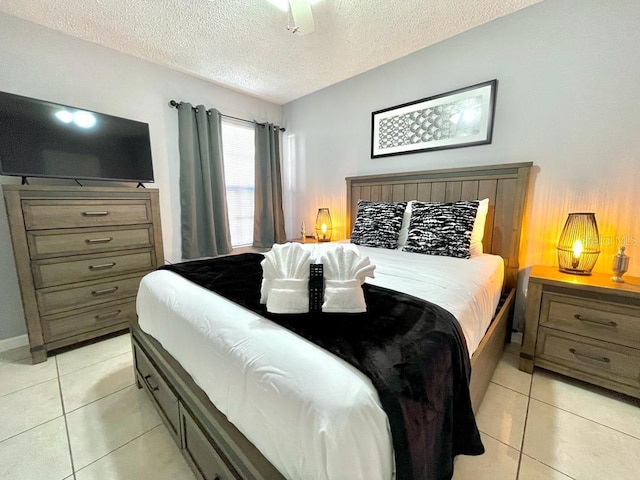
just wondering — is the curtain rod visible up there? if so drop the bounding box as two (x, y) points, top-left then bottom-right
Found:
(168, 100), (285, 132)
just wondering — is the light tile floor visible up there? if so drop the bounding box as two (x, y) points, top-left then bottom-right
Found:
(1, 333), (639, 480)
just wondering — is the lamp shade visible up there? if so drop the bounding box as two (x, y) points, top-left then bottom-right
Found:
(557, 212), (600, 275)
(315, 208), (333, 242)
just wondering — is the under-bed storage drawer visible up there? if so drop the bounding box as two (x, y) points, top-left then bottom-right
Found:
(180, 405), (240, 480)
(134, 343), (180, 440)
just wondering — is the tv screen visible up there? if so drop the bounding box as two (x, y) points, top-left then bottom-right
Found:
(0, 91), (154, 183)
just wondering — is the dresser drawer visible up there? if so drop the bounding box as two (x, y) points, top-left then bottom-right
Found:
(32, 248), (155, 289)
(180, 405), (240, 480)
(27, 225), (154, 259)
(42, 300), (135, 343)
(22, 199), (152, 230)
(37, 274), (143, 316)
(536, 328), (640, 389)
(541, 292), (640, 350)
(134, 343), (180, 441)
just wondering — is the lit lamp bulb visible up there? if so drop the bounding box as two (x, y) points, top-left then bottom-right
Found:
(315, 208), (332, 242)
(572, 239), (583, 269)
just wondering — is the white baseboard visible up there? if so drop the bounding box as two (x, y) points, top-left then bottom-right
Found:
(0, 334), (29, 353)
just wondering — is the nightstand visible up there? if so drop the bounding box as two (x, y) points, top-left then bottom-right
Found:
(520, 265), (640, 399)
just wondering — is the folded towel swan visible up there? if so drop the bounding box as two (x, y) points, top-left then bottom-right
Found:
(260, 243), (375, 314)
(261, 243), (313, 314)
(320, 246), (376, 313)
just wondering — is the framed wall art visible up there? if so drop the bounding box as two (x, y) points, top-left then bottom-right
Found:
(371, 79), (497, 158)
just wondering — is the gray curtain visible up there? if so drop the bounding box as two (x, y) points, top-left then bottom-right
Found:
(178, 103), (232, 259)
(253, 123), (286, 247)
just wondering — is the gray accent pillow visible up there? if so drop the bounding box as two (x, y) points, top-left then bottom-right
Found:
(403, 201), (479, 258)
(350, 200), (407, 249)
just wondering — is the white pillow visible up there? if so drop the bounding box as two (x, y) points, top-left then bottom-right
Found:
(469, 198), (489, 256)
(397, 198), (488, 256)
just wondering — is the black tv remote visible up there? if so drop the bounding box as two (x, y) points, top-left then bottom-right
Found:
(309, 264), (324, 313)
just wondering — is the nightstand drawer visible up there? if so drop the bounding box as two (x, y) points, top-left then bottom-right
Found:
(537, 328), (640, 389)
(27, 225), (154, 259)
(32, 248), (155, 288)
(541, 292), (640, 349)
(22, 199), (152, 230)
(42, 301), (135, 342)
(37, 274), (143, 316)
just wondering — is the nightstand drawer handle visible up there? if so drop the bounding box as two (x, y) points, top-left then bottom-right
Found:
(143, 374), (159, 392)
(569, 348), (611, 363)
(94, 310), (121, 321)
(91, 286), (118, 296)
(89, 262), (116, 271)
(85, 237), (113, 244)
(574, 314), (617, 327)
(82, 211), (109, 216)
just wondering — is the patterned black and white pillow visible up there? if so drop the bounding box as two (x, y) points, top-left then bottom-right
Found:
(351, 200), (407, 249)
(403, 201), (479, 258)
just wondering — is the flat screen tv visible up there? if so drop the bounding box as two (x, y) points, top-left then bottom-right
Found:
(0, 91), (154, 183)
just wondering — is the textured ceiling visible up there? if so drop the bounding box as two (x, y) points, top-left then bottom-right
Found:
(1, 0), (542, 104)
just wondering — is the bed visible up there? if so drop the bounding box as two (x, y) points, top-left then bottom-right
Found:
(131, 162), (532, 480)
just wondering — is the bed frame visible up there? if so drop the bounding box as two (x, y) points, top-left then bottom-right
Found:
(131, 162), (532, 480)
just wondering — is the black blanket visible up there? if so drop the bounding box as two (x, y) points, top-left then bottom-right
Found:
(160, 253), (484, 480)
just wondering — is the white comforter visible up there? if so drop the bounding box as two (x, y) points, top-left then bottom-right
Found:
(136, 246), (503, 480)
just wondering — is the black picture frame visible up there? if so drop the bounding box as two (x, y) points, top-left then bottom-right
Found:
(371, 79), (497, 159)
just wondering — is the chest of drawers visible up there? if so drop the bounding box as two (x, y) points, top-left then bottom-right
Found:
(3, 185), (164, 364)
(520, 265), (640, 398)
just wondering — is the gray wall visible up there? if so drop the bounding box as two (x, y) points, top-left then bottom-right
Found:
(0, 13), (281, 342)
(282, 0), (640, 326)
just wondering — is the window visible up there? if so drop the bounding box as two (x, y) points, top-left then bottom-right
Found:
(221, 119), (255, 247)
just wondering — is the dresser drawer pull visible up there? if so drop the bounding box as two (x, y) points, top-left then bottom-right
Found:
(574, 314), (617, 327)
(91, 286), (119, 296)
(88, 262), (116, 271)
(85, 237), (113, 244)
(143, 374), (160, 392)
(82, 211), (109, 216)
(94, 310), (122, 321)
(569, 348), (611, 363)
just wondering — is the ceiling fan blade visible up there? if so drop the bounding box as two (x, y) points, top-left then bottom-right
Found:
(289, 0), (315, 35)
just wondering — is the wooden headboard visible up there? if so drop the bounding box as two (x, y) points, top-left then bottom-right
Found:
(346, 162), (532, 289)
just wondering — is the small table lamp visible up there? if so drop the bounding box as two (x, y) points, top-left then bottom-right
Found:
(557, 212), (600, 275)
(315, 208), (333, 242)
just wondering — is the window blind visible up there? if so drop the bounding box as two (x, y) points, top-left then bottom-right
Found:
(221, 119), (255, 247)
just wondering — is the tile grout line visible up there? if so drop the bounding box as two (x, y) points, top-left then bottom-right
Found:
(72, 423), (165, 475)
(529, 395), (640, 442)
(489, 379), (530, 398)
(55, 356), (78, 480)
(63, 381), (136, 414)
(0, 373), (58, 399)
(513, 365), (534, 480)
(520, 454), (579, 480)
(476, 429), (520, 453)
(57, 348), (132, 378)
(0, 415), (65, 445)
